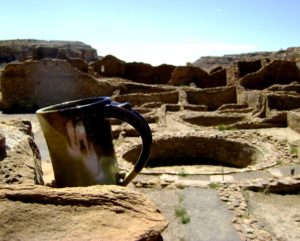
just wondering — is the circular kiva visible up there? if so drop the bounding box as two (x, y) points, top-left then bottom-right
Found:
(179, 112), (247, 126)
(122, 131), (289, 174)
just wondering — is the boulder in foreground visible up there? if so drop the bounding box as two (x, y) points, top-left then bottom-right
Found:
(0, 184), (167, 241)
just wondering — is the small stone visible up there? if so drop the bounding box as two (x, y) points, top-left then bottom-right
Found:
(235, 210), (244, 217)
(259, 179), (270, 186)
(239, 203), (247, 211)
(292, 214), (300, 222)
(244, 219), (254, 225)
(278, 179), (291, 186)
(232, 201), (240, 208)
(233, 223), (243, 232)
(246, 227), (255, 234)
(246, 233), (257, 240)
(220, 196), (228, 201)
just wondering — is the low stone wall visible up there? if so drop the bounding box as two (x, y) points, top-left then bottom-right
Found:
(266, 93), (300, 111)
(239, 60), (300, 90)
(186, 86), (236, 110)
(180, 112), (246, 126)
(288, 110), (300, 134)
(119, 82), (174, 95)
(236, 86), (263, 109)
(114, 91), (179, 106)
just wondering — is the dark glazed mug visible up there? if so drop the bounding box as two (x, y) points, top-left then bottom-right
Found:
(36, 96), (152, 187)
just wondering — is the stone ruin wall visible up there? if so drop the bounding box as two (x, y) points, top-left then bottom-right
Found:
(0, 59), (117, 112)
(0, 49), (300, 131)
(288, 110), (300, 134)
(1, 46), (300, 241)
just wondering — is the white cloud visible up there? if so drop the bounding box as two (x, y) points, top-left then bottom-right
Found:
(92, 41), (256, 66)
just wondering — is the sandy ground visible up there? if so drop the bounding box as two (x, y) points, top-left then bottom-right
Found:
(141, 187), (242, 241)
(246, 190), (300, 241)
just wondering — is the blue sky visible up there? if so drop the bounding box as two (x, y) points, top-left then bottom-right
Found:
(1, 0), (299, 65)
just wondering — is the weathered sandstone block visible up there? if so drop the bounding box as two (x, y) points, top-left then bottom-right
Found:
(288, 110), (300, 134)
(0, 120), (43, 185)
(0, 184), (167, 241)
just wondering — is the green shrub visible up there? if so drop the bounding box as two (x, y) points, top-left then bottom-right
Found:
(290, 145), (298, 155)
(175, 207), (191, 224)
(217, 124), (227, 131)
(179, 168), (188, 177)
(208, 182), (222, 189)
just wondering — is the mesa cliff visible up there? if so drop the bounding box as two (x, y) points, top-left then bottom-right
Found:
(192, 47), (300, 72)
(0, 39), (98, 63)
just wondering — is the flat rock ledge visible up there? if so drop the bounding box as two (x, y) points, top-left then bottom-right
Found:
(0, 184), (167, 241)
(0, 120), (43, 185)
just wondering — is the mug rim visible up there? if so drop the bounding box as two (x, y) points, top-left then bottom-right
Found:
(36, 96), (111, 114)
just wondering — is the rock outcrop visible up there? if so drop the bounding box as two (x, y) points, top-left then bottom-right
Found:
(0, 184), (167, 241)
(0, 120), (43, 185)
(0, 39), (98, 63)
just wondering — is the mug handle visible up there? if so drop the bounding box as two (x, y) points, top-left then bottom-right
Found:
(104, 101), (152, 186)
